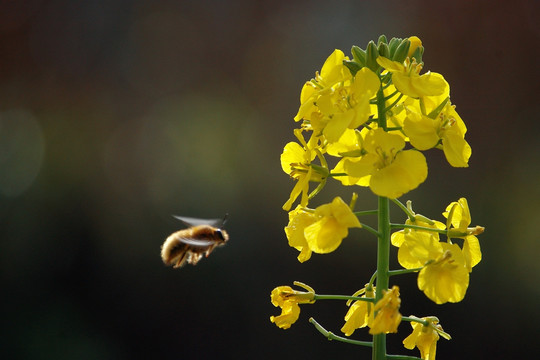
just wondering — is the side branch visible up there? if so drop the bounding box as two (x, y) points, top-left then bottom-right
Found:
(309, 318), (373, 347)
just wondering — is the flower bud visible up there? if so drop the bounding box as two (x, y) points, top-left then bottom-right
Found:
(378, 42), (390, 58)
(351, 45), (366, 66)
(377, 34), (388, 46)
(407, 36), (422, 57)
(392, 38), (411, 63)
(365, 40), (380, 72)
(388, 37), (402, 58)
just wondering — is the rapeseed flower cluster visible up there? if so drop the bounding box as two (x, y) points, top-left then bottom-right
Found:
(271, 35), (484, 360)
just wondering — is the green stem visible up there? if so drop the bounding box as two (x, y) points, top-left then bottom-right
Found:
(309, 318), (373, 347)
(386, 355), (422, 360)
(376, 88), (388, 131)
(388, 267), (423, 276)
(390, 198), (415, 221)
(390, 223), (447, 235)
(369, 270), (378, 286)
(372, 84), (391, 360)
(373, 196), (390, 360)
(314, 294), (375, 302)
(308, 178), (326, 200)
(355, 210), (379, 216)
(401, 316), (430, 326)
(360, 223), (380, 238)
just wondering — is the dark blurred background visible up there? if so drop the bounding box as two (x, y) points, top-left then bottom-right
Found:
(1, 0), (539, 359)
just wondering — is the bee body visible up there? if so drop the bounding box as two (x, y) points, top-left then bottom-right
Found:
(161, 216), (229, 268)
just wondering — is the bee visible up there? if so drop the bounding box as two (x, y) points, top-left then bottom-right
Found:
(161, 215), (229, 268)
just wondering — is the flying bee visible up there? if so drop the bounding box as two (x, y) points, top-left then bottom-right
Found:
(161, 215), (229, 269)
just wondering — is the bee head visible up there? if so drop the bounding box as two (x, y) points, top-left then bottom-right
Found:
(215, 228), (229, 243)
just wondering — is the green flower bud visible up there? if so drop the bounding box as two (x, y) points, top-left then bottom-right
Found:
(409, 45), (424, 63)
(365, 40), (380, 72)
(378, 42), (390, 58)
(343, 60), (362, 76)
(351, 45), (366, 66)
(393, 38), (411, 63)
(377, 34), (388, 46)
(388, 37), (402, 58)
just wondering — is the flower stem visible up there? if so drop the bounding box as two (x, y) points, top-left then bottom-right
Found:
(390, 223), (447, 235)
(314, 294), (375, 302)
(360, 223), (380, 238)
(386, 355), (422, 360)
(388, 267), (423, 276)
(373, 195), (390, 360)
(390, 198), (415, 221)
(309, 318), (373, 347)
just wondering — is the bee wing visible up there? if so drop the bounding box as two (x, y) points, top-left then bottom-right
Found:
(177, 237), (218, 247)
(172, 215), (224, 228)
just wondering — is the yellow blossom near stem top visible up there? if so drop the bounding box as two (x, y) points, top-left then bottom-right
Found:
(404, 98), (471, 168)
(407, 36), (423, 58)
(377, 56), (447, 99)
(319, 67), (380, 142)
(403, 317), (451, 360)
(369, 286), (402, 334)
(294, 49), (351, 123)
(343, 128), (428, 198)
(280, 130), (325, 211)
(294, 49), (380, 143)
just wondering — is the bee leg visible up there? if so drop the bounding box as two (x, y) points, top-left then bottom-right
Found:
(173, 252), (188, 268)
(204, 246), (216, 258)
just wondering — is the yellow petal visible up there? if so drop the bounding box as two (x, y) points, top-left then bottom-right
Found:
(442, 130), (471, 168)
(369, 150), (427, 199)
(418, 243), (469, 304)
(403, 111), (439, 150)
(463, 235), (482, 271)
(304, 217), (347, 253)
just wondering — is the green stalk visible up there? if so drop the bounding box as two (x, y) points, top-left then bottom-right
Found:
(372, 78), (391, 360)
(373, 196), (390, 360)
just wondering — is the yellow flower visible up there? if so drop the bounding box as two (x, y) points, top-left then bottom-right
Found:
(285, 197), (361, 261)
(343, 128), (428, 198)
(294, 49), (351, 122)
(403, 317), (451, 360)
(293, 49), (380, 143)
(304, 197), (362, 254)
(407, 36), (423, 58)
(327, 128), (370, 186)
(397, 231), (444, 270)
(269, 296), (300, 330)
(280, 131), (324, 211)
(341, 285), (375, 336)
(443, 198), (483, 271)
(284, 206), (317, 263)
(418, 243), (469, 304)
(391, 204), (446, 249)
(404, 101), (471, 167)
(377, 56), (447, 99)
(270, 282), (315, 329)
(320, 67), (380, 142)
(369, 286), (402, 334)
(443, 197), (471, 233)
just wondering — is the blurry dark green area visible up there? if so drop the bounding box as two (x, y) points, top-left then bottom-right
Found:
(0, 0), (539, 359)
